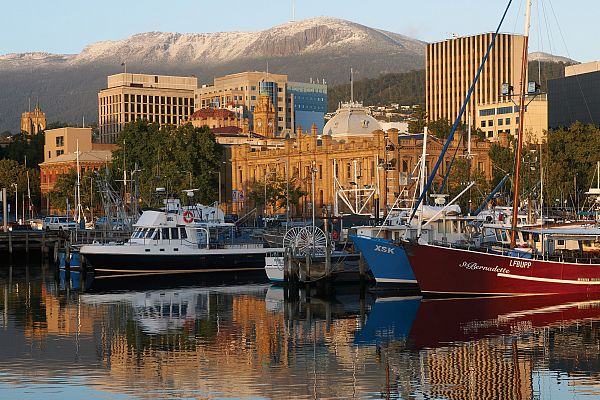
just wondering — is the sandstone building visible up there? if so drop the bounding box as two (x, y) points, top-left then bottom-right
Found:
(21, 103), (46, 135)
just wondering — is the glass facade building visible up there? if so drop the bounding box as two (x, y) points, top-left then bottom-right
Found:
(286, 82), (327, 134)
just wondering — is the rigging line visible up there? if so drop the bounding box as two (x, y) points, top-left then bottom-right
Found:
(439, 131), (465, 194)
(535, 0), (542, 84)
(512, 0), (524, 34)
(546, 0), (594, 124)
(409, 0), (515, 224)
(539, 0), (554, 58)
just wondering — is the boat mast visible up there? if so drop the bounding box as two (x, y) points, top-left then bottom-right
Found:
(510, 0), (532, 248)
(417, 127), (428, 237)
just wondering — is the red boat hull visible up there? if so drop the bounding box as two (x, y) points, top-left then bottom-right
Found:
(404, 242), (600, 295)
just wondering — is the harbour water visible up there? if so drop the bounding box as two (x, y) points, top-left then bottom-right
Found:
(0, 259), (599, 399)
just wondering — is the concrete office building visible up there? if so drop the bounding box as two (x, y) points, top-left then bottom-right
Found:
(548, 61), (600, 129)
(98, 73), (197, 143)
(476, 96), (548, 143)
(427, 33), (526, 127)
(195, 71), (326, 136)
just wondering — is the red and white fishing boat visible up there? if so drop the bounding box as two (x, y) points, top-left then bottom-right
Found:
(404, 0), (600, 295)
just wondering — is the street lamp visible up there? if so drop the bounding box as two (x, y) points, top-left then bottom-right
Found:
(11, 183), (17, 224)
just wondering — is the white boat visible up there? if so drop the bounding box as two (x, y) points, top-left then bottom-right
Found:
(265, 250), (286, 282)
(80, 203), (283, 276)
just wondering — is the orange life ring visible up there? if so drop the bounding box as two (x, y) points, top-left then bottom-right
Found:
(183, 211), (194, 223)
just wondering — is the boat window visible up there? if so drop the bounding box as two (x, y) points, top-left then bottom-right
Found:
(150, 229), (158, 240)
(495, 229), (502, 241)
(180, 228), (187, 239)
(161, 228), (170, 240)
(501, 230), (509, 241)
(532, 233), (540, 243)
(144, 229), (153, 239)
(171, 227), (179, 240)
(557, 239), (565, 246)
(522, 232), (530, 241)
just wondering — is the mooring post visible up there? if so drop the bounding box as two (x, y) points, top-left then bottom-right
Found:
(64, 245), (71, 283)
(53, 241), (59, 263)
(41, 232), (46, 255)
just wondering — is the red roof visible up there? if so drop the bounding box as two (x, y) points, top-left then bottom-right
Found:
(190, 108), (236, 120)
(211, 126), (244, 135)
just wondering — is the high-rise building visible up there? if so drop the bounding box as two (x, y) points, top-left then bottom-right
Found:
(21, 102), (46, 135)
(548, 61), (600, 129)
(98, 73), (197, 143)
(195, 71), (326, 135)
(287, 81), (327, 134)
(426, 33), (526, 127)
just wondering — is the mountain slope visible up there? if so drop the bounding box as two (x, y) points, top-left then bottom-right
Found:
(0, 17), (426, 132)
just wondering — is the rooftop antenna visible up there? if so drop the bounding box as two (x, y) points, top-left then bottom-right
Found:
(28, 97), (31, 112)
(292, 0), (295, 21)
(82, 116), (85, 128)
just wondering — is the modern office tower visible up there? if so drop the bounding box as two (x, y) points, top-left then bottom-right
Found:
(426, 33), (526, 127)
(98, 73), (197, 143)
(287, 81), (327, 134)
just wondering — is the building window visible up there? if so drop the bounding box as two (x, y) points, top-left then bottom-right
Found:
(347, 163), (351, 179)
(481, 121), (486, 127)
(479, 108), (495, 117)
(56, 150), (64, 157)
(488, 131), (493, 138)
(251, 96), (256, 100)
(488, 120), (494, 127)
(319, 165), (323, 179)
(55, 136), (64, 147)
(48, 151), (51, 159)
(505, 118), (511, 125)
(498, 119), (503, 126)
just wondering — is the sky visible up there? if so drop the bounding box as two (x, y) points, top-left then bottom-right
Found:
(1, 0), (597, 63)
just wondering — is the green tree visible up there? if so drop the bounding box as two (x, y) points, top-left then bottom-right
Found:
(408, 106), (427, 134)
(0, 159), (40, 217)
(246, 174), (307, 216)
(445, 158), (489, 212)
(2, 131), (45, 167)
(111, 120), (223, 207)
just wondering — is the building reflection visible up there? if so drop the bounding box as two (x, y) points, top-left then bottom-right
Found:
(1, 266), (599, 399)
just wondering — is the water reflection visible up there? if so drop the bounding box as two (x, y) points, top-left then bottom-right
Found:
(0, 260), (599, 399)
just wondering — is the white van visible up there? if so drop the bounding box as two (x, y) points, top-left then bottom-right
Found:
(42, 216), (77, 231)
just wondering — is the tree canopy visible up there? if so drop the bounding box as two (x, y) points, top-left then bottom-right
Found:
(111, 120), (223, 207)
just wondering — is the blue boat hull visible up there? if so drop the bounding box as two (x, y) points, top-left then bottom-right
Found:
(350, 235), (418, 288)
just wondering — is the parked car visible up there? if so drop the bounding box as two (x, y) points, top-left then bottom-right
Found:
(42, 216), (77, 231)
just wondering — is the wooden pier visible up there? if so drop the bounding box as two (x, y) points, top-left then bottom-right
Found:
(0, 229), (132, 256)
(0, 230), (63, 255)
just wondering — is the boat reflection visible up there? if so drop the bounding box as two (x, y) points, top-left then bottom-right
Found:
(409, 293), (600, 349)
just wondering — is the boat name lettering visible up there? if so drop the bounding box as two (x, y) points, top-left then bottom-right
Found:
(509, 259), (531, 269)
(374, 245), (395, 255)
(459, 261), (510, 274)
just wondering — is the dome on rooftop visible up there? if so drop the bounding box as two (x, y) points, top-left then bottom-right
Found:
(323, 102), (382, 139)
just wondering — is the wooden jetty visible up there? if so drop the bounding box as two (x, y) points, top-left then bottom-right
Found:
(0, 229), (132, 256)
(0, 230), (63, 255)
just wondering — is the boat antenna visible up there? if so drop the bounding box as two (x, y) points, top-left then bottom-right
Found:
(409, 0), (514, 224)
(510, 0), (532, 249)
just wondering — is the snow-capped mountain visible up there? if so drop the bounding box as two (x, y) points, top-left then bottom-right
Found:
(0, 17), (426, 132)
(529, 51), (577, 64)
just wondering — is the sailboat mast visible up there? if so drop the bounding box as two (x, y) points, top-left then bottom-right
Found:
(510, 0), (532, 248)
(417, 127), (428, 237)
